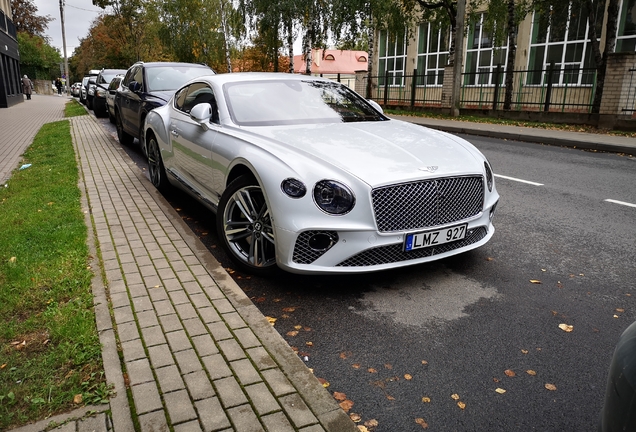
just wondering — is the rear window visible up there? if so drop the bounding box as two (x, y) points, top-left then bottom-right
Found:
(146, 66), (214, 92)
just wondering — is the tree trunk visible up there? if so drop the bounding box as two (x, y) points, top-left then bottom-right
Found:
(366, 12), (374, 98)
(304, 21), (312, 74)
(220, 0), (232, 73)
(287, 19), (294, 74)
(588, 0), (620, 114)
(503, 0), (516, 110)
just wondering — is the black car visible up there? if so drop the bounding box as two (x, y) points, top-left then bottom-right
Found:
(93, 68), (127, 118)
(114, 61), (214, 154)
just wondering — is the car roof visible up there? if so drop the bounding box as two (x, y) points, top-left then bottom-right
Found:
(100, 69), (127, 74)
(196, 72), (330, 85)
(134, 62), (213, 69)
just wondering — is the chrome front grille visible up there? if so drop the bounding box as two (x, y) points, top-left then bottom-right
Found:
(372, 176), (484, 232)
(336, 226), (488, 267)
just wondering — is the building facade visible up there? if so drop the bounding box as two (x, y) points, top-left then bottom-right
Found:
(371, 0), (636, 116)
(0, 0), (22, 108)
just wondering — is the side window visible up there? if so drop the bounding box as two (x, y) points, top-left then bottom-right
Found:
(182, 83), (219, 122)
(174, 86), (189, 111)
(133, 67), (144, 87)
(123, 67), (136, 86)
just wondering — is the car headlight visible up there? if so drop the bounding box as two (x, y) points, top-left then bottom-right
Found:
(484, 161), (493, 192)
(313, 180), (355, 215)
(96, 88), (106, 97)
(281, 178), (306, 198)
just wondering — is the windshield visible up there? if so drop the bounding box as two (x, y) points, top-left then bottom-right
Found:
(146, 66), (214, 92)
(99, 72), (122, 84)
(223, 80), (386, 126)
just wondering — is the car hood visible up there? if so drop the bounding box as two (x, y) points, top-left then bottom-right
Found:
(147, 91), (174, 104)
(243, 120), (483, 187)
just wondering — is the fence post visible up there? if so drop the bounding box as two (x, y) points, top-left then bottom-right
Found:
(411, 69), (417, 108)
(492, 64), (502, 110)
(337, 73), (341, 83)
(383, 71), (389, 106)
(544, 62), (555, 112)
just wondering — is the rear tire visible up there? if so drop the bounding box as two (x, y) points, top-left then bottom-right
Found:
(116, 111), (134, 146)
(216, 175), (277, 275)
(147, 133), (170, 192)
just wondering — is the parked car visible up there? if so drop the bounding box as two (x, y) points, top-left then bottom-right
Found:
(79, 76), (90, 104)
(71, 82), (81, 97)
(144, 73), (499, 275)
(92, 68), (127, 118)
(80, 70), (100, 105)
(106, 74), (124, 123)
(114, 61), (215, 153)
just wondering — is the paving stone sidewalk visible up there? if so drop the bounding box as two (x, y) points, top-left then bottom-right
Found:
(4, 100), (356, 432)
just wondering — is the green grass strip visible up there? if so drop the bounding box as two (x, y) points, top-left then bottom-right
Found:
(0, 120), (106, 429)
(65, 99), (88, 118)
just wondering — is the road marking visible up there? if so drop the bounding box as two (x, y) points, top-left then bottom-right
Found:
(494, 174), (544, 186)
(605, 199), (636, 208)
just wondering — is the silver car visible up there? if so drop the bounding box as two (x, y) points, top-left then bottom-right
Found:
(144, 73), (499, 275)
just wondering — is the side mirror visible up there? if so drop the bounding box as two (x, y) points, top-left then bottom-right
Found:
(89, 78), (96, 85)
(367, 99), (384, 114)
(190, 103), (212, 131)
(128, 81), (141, 92)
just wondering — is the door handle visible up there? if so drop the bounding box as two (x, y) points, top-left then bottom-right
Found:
(170, 129), (179, 137)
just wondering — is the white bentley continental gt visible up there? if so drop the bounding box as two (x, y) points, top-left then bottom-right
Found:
(144, 72), (499, 275)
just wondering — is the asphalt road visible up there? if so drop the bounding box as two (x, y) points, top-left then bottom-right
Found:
(95, 110), (636, 431)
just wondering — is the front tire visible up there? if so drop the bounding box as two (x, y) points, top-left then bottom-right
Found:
(147, 132), (169, 192)
(216, 175), (277, 275)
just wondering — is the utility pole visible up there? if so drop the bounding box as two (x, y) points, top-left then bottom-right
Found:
(59, 0), (70, 95)
(451, 0), (466, 117)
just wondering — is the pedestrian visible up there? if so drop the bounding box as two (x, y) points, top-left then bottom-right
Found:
(22, 75), (33, 100)
(55, 78), (62, 95)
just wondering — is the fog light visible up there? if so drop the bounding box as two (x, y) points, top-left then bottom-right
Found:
(490, 201), (498, 221)
(308, 233), (335, 251)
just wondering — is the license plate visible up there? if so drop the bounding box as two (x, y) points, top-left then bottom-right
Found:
(404, 224), (467, 251)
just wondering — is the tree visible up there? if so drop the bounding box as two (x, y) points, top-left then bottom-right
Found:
(17, 32), (61, 79)
(10, 0), (53, 38)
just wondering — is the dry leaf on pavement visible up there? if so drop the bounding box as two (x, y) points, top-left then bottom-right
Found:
(350, 413), (362, 422)
(415, 418), (429, 428)
(404, 374), (413, 380)
(73, 394), (83, 404)
(333, 392), (347, 401)
(318, 378), (330, 388)
(558, 323), (574, 332)
(368, 367), (377, 373)
(457, 401), (466, 409)
(527, 370), (537, 376)
(294, 325), (302, 330)
(352, 363), (361, 369)
(282, 307), (296, 312)
(339, 399), (354, 412)
(286, 331), (298, 337)
(265, 316), (277, 325)
(504, 369), (516, 377)
(422, 396), (431, 403)
(364, 419), (379, 428)
(530, 279), (542, 284)
(495, 388), (506, 394)
(545, 383), (557, 391)
(357, 427), (369, 432)
(451, 393), (460, 400)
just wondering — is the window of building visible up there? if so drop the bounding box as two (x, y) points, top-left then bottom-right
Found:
(416, 23), (451, 86)
(378, 30), (407, 86)
(464, 14), (508, 86)
(617, 0), (636, 52)
(527, 3), (602, 86)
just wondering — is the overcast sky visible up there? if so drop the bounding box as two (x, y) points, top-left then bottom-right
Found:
(32, 0), (104, 56)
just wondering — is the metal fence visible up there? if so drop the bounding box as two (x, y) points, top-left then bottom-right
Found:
(366, 63), (598, 113)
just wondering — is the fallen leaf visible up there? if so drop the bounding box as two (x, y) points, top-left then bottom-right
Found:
(421, 360), (428, 365)
(530, 280), (542, 284)
(281, 314), (290, 319)
(306, 341), (313, 346)
(386, 395), (395, 401)
(486, 257), (494, 261)
(364, 419), (379, 428)
(545, 383), (557, 391)
(415, 418), (429, 428)
(521, 349), (529, 354)
(422, 396), (431, 403)
(495, 388), (506, 394)
(294, 325), (302, 330)
(318, 378), (330, 388)
(352, 363), (361, 369)
(404, 374), (413, 380)
(73, 394), (83, 404)
(265, 316), (277, 325)
(357, 427), (369, 432)
(273, 298), (281, 302)
(451, 393), (460, 400)
(0, 364), (6, 369)
(9, 257), (16, 263)
(340, 399), (354, 412)
(493, 377), (500, 383)
(304, 327), (312, 332)
(541, 269), (546, 272)
(368, 368), (377, 373)
(558, 323), (574, 332)
(333, 392), (347, 401)
(384, 363), (393, 369)
(340, 351), (352, 359)
(255, 297), (266, 303)
(616, 308), (625, 313)
(282, 307), (296, 313)
(614, 315), (620, 318)
(291, 346), (299, 352)
(286, 331), (298, 337)
(504, 369), (516, 377)
(527, 370), (537, 376)
(457, 401), (466, 409)
(350, 413), (362, 422)
(551, 310), (558, 316)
